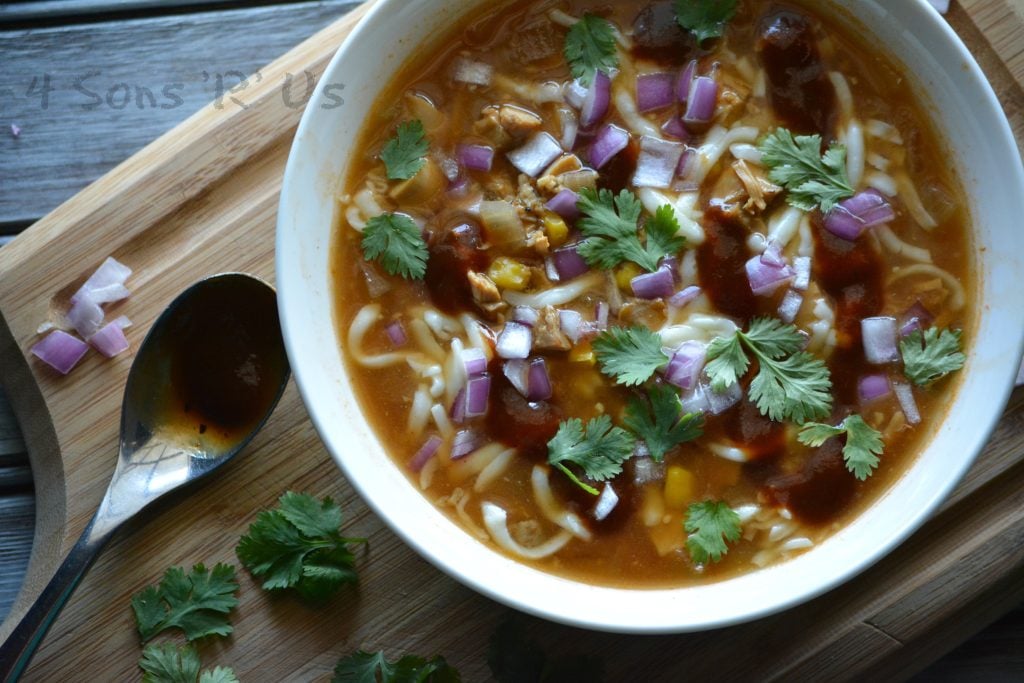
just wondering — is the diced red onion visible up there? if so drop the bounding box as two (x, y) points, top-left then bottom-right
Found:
(66, 295), (105, 339)
(551, 244), (590, 281)
(676, 148), (698, 184)
(894, 382), (921, 425)
(386, 320), (407, 347)
(594, 301), (609, 330)
(74, 256), (132, 305)
(665, 341), (706, 390)
(588, 123), (629, 169)
(859, 374), (892, 403)
(760, 240), (786, 267)
(705, 379), (742, 415)
(527, 357), (553, 401)
(450, 387), (467, 424)
(683, 76), (718, 126)
(632, 136), (685, 189)
(631, 266), (675, 299)
(507, 132), (563, 178)
(447, 175), (471, 198)
(452, 57), (493, 86)
(862, 316), (900, 364)
(793, 256), (811, 292)
(496, 322), (532, 359)
(559, 310), (584, 343)
(440, 156), (460, 182)
(545, 189), (581, 222)
(512, 306), (539, 327)
(636, 72), (676, 113)
(824, 189), (896, 241)
(745, 255), (794, 296)
(409, 435), (443, 472)
(465, 374), (491, 417)
(899, 300), (934, 337)
(111, 315), (132, 329)
(89, 321), (129, 358)
(659, 255), (680, 282)
(557, 107), (578, 150)
(457, 144), (494, 172)
(777, 290), (803, 323)
(565, 78), (588, 109)
(633, 457), (666, 485)
(661, 117), (690, 141)
(668, 285), (702, 308)
(593, 484), (619, 521)
(676, 60), (697, 103)
(461, 347), (488, 376)
(579, 71), (612, 128)
(30, 330), (89, 375)
(680, 384), (711, 415)
(503, 359), (530, 397)
(451, 429), (484, 460)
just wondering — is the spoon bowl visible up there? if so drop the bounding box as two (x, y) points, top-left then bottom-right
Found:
(0, 273), (290, 681)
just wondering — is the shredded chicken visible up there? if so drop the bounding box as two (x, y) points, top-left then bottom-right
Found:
(732, 159), (782, 213)
(499, 104), (543, 137)
(533, 306), (571, 351)
(474, 105), (513, 148)
(468, 271), (506, 317)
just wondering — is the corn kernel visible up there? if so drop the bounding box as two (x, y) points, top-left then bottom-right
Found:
(487, 257), (531, 291)
(664, 466), (696, 509)
(569, 341), (595, 365)
(615, 262), (643, 292)
(543, 214), (569, 247)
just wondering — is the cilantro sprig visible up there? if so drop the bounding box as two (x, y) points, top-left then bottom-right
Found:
(798, 414), (884, 480)
(577, 189), (686, 272)
(332, 650), (460, 683)
(139, 643), (238, 683)
(380, 120), (428, 181)
(685, 500), (742, 564)
(900, 327), (966, 386)
(361, 213), (429, 280)
(760, 128), (855, 213)
(674, 0), (738, 43)
(705, 317), (832, 423)
(592, 325), (669, 386)
(547, 415), (635, 495)
(131, 563), (239, 642)
(564, 14), (618, 87)
(236, 491), (367, 601)
(623, 384), (704, 461)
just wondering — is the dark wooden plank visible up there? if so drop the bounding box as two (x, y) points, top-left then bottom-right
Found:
(0, 0), (359, 224)
(0, 494), (35, 623)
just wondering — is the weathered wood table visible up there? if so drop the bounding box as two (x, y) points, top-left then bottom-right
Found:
(1, 0), (1022, 680)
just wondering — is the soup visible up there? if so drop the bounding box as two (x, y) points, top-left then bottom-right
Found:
(332, 0), (971, 587)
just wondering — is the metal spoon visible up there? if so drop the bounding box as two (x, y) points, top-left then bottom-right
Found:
(0, 273), (290, 681)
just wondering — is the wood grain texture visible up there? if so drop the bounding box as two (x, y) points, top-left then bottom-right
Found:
(0, 1), (1021, 681)
(0, 0), (359, 225)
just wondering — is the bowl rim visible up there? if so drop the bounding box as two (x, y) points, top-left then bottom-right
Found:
(277, 0), (1024, 633)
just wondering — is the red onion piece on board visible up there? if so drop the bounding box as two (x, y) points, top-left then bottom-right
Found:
(89, 321), (130, 358)
(683, 76), (718, 126)
(496, 322), (532, 359)
(859, 374), (892, 403)
(457, 143), (494, 172)
(637, 72), (676, 112)
(66, 295), (105, 339)
(632, 136), (685, 189)
(862, 317), (900, 364)
(664, 341), (706, 390)
(73, 256), (132, 305)
(551, 244), (590, 281)
(545, 189), (581, 222)
(580, 71), (612, 128)
(507, 132), (562, 177)
(745, 255), (794, 296)
(824, 189), (895, 241)
(409, 435), (443, 472)
(31, 330), (89, 375)
(589, 124), (630, 169)
(631, 266), (676, 299)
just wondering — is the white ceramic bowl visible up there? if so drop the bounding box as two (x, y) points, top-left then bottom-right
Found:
(277, 0), (1024, 632)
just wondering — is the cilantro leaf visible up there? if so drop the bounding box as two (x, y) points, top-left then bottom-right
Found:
(592, 326), (669, 386)
(900, 327), (966, 386)
(547, 416), (635, 495)
(332, 650), (460, 683)
(131, 563), (238, 642)
(361, 213), (429, 280)
(139, 643), (238, 683)
(236, 492), (366, 602)
(684, 500), (742, 564)
(623, 384), (704, 461)
(760, 128), (855, 212)
(564, 14), (618, 87)
(380, 120), (428, 181)
(488, 618), (605, 683)
(674, 0), (738, 43)
(576, 189), (684, 272)
(704, 317), (832, 423)
(799, 414), (884, 480)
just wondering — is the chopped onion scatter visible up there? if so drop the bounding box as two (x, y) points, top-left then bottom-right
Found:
(745, 255), (794, 296)
(632, 136), (685, 189)
(451, 430), (484, 460)
(527, 357), (553, 401)
(452, 57), (493, 86)
(665, 341), (706, 390)
(67, 296), (105, 339)
(559, 309), (584, 343)
(824, 189), (895, 241)
(777, 289), (803, 323)
(705, 380), (742, 415)
(593, 484), (620, 521)
(676, 60), (697, 103)
(760, 241), (786, 267)
(862, 317), (899, 364)
(594, 300), (609, 330)
(386, 321), (408, 347)
(580, 71), (611, 128)
(636, 72), (676, 112)
(558, 106), (578, 150)
(465, 374), (491, 417)
(669, 285), (702, 308)
(496, 321), (532, 359)
(684, 76), (718, 126)
(31, 330), (89, 375)
(631, 266), (675, 299)
(661, 117), (689, 141)
(461, 347), (488, 376)
(551, 244), (590, 281)
(859, 374), (892, 403)
(899, 300), (934, 338)
(507, 132), (563, 177)
(680, 384), (711, 415)
(457, 143), (494, 172)
(894, 382), (921, 425)
(503, 359), (530, 397)
(450, 387), (467, 424)
(546, 189), (581, 222)
(74, 256), (132, 304)
(409, 435), (443, 472)
(589, 124), (630, 169)
(792, 257), (812, 291)
(512, 306), (539, 327)
(89, 321), (130, 358)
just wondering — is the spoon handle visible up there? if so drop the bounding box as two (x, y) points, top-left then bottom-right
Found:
(0, 516), (114, 682)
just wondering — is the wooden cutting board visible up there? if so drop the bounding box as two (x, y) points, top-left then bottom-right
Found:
(1, 1), (1022, 680)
